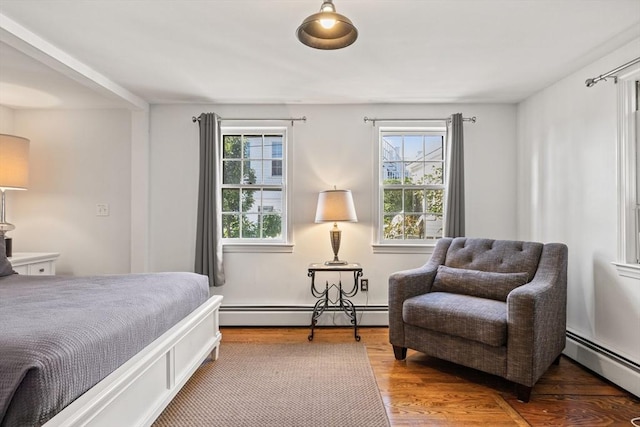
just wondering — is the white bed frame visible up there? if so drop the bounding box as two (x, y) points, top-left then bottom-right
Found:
(43, 295), (223, 427)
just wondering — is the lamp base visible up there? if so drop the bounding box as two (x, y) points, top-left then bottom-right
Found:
(4, 237), (12, 258)
(324, 259), (348, 266)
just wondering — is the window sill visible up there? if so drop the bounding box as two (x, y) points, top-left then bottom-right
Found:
(223, 243), (294, 253)
(371, 244), (436, 254)
(612, 262), (640, 280)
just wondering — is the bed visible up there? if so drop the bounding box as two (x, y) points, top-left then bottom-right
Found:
(0, 271), (222, 427)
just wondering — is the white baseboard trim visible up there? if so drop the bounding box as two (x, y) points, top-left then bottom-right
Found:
(219, 305), (389, 327)
(564, 332), (640, 398)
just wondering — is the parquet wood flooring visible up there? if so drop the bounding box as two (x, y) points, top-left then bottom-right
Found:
(220, 327), (640, 426)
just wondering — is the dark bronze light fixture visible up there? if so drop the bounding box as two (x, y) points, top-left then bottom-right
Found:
(296, 0), (358, 50)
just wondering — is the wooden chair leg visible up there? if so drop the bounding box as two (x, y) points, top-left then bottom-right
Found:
(516, 384), (532, 402)
(393, 345), (407, 360)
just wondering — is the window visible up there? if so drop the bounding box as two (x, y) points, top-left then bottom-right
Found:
(221, 129), (286, 242)
(614, 69), (640, 278)
(634, 80), (640, 262)
(378, 129), (446, 244)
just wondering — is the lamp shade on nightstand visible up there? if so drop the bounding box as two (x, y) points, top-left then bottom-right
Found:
(0, 134), (30, 257)
(0, 134), (30, 191)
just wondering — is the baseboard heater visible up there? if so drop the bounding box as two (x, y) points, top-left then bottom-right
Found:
(219, 304), (389, 327)
(219, 304), (389, 312)
(565, 330), (640, 397)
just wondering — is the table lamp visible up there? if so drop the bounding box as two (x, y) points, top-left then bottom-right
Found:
(0, 134), (30, 257)
(315, 188), (357, 265)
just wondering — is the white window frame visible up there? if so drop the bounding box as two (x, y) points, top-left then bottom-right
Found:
(372, 126), (447, 254)
(614, 67), (640, 278)
(220, 126), (293, 253)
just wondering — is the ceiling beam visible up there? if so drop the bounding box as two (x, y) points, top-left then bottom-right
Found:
(0, 12), (148, 111)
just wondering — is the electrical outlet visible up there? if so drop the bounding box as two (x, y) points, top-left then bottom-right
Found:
(360, 278), (369, 292)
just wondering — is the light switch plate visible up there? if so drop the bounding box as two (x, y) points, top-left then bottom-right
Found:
(96, 204), (110, 216)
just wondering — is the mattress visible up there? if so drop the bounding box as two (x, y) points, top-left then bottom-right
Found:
(0, 272), (210, 427)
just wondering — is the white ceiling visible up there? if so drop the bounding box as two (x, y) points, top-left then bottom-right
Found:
(0, 0), (639, 109)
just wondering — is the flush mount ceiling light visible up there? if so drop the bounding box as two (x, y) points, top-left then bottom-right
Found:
(297, 0), (358, 50)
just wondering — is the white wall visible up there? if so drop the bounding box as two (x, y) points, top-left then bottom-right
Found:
(517, 38), (640, 393)
(11, 109), (132, 275)
(0, 105), (15, 132)
(149, 103), (518, 321)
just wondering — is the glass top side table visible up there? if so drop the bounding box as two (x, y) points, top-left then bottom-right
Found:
(307, 263), (363, 341)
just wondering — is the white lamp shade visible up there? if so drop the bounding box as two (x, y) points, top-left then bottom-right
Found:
(0, 134), (30, 190)
(315, 189), (358, 223)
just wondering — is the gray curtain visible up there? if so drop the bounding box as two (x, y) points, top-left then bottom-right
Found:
(444, 113), (465, 237)
(195, 113), (225, 286)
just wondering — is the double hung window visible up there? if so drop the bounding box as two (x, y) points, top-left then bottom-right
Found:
(379, 129), (447, 244)
(221, 129), (287, 242)
(615, 75), (640, 276)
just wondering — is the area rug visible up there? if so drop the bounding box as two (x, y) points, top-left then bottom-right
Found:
(153, 342), (390, 427)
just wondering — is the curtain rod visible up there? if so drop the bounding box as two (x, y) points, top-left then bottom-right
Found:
(363, 116), (476, 126)
(192, 116), (307, 126)
(585, 57), (640, 87)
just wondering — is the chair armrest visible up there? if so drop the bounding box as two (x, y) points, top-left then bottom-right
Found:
(506, 243), (568, 386)
(389, 266), (438, 302)
(388, 239), (452, 346)
(388, 265), (438, 346)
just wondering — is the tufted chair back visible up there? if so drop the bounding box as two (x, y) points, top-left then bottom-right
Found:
(443, 237), (543, 282)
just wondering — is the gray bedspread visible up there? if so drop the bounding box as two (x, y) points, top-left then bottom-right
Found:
(0, 272), (210, 427)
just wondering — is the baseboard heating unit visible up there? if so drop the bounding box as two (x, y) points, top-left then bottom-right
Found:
(564, 330), (639, 397)
(219, 304), (389, 327)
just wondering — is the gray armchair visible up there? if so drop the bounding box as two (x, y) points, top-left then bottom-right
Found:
(388, 237), (568, 402)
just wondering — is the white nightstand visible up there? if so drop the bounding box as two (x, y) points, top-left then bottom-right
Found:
(9, 252), (60, 275)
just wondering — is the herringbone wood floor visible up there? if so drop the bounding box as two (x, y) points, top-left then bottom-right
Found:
(221, 327), (640, 426)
